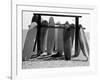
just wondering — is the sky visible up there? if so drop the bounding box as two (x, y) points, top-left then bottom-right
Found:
(23, 11), (90, 32)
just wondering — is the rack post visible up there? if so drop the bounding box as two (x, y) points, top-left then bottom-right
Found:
(37, 14), (41, 55)
(33, 13), (82, 60)
(75, 17), (80, 57)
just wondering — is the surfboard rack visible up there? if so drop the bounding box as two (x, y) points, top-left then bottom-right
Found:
(41, 25), (86, 30)
(33, 13), (82, 60)
(34, 13), (82, 17)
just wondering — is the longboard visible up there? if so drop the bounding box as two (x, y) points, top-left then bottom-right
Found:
(47, 17), (55, 55)
(78, 26), (89, 59)
(56, 24), (64, 54)
(40, 20), (48, 53)
(63, 22), (72, 60)
(22, 22), (37, 61)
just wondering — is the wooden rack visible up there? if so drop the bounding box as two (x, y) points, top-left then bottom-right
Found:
(33, 13), (82, 60)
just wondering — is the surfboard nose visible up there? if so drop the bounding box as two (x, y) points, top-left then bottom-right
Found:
(64, 21), (70, 29)
(49, 17), (55, 26)
(41, 20), (48, 26)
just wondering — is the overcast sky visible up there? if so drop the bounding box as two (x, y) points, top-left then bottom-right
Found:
(23, 11), (90, 32)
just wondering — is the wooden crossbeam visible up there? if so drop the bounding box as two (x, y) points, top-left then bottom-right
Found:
(34, 13), (82, 17)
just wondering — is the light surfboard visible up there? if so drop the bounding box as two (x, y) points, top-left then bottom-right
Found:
(47, 17), (55, 55)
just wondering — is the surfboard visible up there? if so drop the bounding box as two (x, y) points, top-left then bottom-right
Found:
(22, 22), (37, 61)
(47, 17), (55, 55)
(78, 25), (89, 59)
(56, 23), (64, 55)
(63, 22), (72, 60)
(40, 20), (48, 54)
(50, 22), (64, 57)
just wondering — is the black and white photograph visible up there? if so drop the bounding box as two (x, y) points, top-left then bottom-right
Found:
(22, 10), (90, 69)
(10, 1), (98, 80)
(1, 0), (100, 80)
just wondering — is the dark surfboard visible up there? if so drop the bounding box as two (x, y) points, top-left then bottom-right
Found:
(47, 17), (55, 55)
(63, 22), (72, 60)
(22, 14), (39, 61)
(22, 23), (37, 61)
